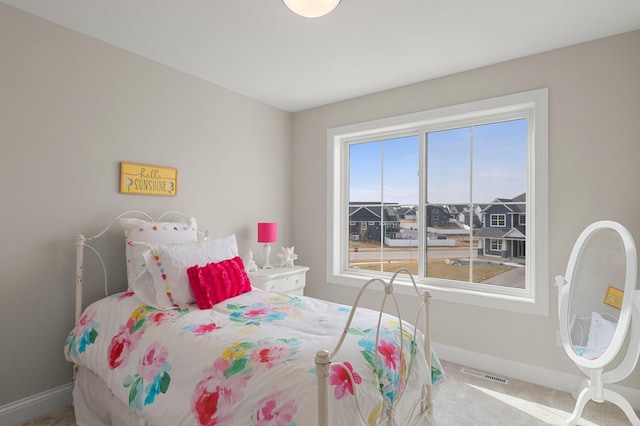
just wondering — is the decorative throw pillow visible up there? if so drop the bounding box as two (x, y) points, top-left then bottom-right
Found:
(119, 217), (198, 287)
(586, 312), (618, 356)
(187, 256), (252, 309)
(138, 235), (239, 309)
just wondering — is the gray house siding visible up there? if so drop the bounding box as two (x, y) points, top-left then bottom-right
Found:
(349, 204), (400, 243)
(476, 194), (526, 260)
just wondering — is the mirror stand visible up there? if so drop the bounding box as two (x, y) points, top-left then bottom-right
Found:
(567, 366), (640, 425)
(556, 221), (640, 426)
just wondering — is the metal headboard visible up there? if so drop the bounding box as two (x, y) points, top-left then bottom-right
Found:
(74, 211), (206, 323)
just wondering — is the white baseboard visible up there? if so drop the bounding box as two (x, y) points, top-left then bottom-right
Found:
(432, 341), (640, 410)
(0, 382), (73, 426)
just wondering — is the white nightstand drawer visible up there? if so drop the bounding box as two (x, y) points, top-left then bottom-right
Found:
(264, 275), (305, 293)
(247, 266), (309, 296)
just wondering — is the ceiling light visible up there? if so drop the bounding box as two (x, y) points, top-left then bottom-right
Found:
(283, 0), (341, 18)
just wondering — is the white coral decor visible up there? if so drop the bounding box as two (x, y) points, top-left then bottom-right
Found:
(277, 246), (298, 268)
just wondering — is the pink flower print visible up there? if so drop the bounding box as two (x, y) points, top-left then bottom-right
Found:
(213, 357), (232, 372)
(254, 390), (298, 425)
(378, 339), (399, 370)
(329, 362), (362, 399)
(193, 323), (220, 336)
(250, 342), (288, 369)
(139, 342), (169, 381)
(109, 327), (133, 370)
(246, 308), (268, 317)
(67, 308), (99, 358)
(73, 309), (96, 336)
(108, 324), (143, 370)
(192, 384), (223, 426)
(147, 311), (179, 325)
(192, 365), (250, 425)
(116, 292), (135, 301)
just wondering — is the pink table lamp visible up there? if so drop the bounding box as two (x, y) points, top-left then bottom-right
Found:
(258, 222), (277, 269)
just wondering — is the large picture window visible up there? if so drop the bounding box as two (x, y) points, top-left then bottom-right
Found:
(327, 89), (549, 315)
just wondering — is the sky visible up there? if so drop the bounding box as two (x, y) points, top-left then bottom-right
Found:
(349, 118), (527, 205)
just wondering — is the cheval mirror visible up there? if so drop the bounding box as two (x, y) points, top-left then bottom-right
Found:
(556, 220), (640, 425)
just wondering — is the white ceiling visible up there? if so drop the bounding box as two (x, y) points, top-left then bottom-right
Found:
(3, 0), (640, 112)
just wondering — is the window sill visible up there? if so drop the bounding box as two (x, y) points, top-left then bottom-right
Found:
(328, 270), (549, 316)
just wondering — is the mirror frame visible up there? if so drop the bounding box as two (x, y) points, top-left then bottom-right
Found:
(559, 220), (637, 369)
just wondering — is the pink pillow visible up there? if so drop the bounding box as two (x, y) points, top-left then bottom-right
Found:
(187, 256), (251, 309)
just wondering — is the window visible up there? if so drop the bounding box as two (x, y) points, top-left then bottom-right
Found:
(327, 89), (549, 315)
(519, 214), (526, 225)
(491, 214), (506, 227)
(490, 239), (504, 251)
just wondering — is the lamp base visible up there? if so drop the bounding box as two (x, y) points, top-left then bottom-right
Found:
(263, 243), (274, 269)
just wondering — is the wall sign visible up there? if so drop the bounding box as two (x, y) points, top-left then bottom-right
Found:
(120, 162), (177, 196)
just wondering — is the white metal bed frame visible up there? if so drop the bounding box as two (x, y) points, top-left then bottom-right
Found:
(73, 212), (433, 425)
(315, 269), (433, 426)
(74, 211), (203, 324)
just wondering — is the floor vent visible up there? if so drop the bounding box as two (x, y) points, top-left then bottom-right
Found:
(461, 368), (508, 384)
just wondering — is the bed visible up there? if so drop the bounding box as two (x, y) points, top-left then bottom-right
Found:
(65, 212), (443, 425)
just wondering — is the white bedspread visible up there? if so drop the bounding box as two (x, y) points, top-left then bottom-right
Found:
(65, 289), (442, 425)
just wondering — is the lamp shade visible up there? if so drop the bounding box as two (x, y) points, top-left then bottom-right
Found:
(283, 0), (341, 18)
(257, 222), (277, 243)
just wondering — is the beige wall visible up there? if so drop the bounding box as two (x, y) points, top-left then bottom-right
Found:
(292, 30), (640, 381)
(0, 4), (292, 406)
(3, 0), (640, 412)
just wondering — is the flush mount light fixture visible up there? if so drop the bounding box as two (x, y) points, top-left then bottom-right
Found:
(283, 0), (341, 18)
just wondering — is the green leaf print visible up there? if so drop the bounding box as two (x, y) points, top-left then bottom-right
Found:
(160, 372), (171, 394)
(225, 357), (249, 377)
(89, 328), (98, 343)
(361, 350), (377, 370)
(130, 318), (146, 333)
(128, 377), (143, 406)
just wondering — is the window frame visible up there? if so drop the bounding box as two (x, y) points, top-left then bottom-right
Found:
(327, 89), (549, 316)
(491, 214), (507, 227)
(519, 214), (526, 225)
(490, 239), (505, 251)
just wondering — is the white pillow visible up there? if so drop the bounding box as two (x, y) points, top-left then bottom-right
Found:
(586, 312), (618, 356)
(134, 235), (239, 309)
(119, 217), (198, 287)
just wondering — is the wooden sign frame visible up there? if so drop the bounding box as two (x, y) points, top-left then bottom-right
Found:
(120, 162), (178, 196)
(604, 285), (623, 310)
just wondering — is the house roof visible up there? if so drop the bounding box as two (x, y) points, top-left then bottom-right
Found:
(2, 1), (639, 112)
(396, 207), (416, 216)
(349, 205), (399, 222)
(482, 193), (526, 213)
(475, 227), (525, 240)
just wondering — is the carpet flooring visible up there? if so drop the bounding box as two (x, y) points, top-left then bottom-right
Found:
(18, 360), (638, 425)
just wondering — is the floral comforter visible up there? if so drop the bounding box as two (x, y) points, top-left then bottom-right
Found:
(65, 289), (443, 425)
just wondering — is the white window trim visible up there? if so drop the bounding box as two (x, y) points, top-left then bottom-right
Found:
(327, 88), (549, 316)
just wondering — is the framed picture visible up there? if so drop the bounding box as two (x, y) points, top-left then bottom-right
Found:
(120, 162), (177, 196)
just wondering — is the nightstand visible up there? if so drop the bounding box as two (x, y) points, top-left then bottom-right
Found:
(247, 265), (309, 296)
